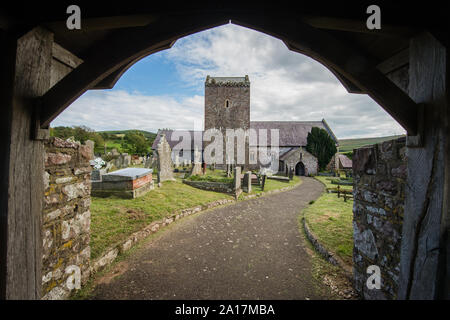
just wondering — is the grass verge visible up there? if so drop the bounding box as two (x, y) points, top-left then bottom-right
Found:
(302, 182), (353, 266)
(90, 180), (234, 260)
(315, 175), (353, 191)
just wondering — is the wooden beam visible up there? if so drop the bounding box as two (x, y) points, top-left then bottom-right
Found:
(230, 14), (420, 135)
(93, 41), (174, 90)
(39, 15), (229, 128)
(377, 48), (409, 74)
(300, 15), (417, 38)
(398, 32), (448, 300)
(45, 14), (157, 32)
(0, 30), (16, 301)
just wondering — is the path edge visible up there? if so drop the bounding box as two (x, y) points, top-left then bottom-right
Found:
(302, 216), (353, 281)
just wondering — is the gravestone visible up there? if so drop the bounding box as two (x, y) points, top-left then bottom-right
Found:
(226, 164), (232, 178)
(244, 171), (252, 193)
(91, 167), (154, 198)
(202, 162), (206, 175)
(157, 134), (175, 183)
(233, 166), (242, 197)
(288, 167), (294, 180)
(190, 146), (202, 176)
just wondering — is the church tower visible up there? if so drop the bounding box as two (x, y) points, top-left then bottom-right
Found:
(204, 75), (250, 167)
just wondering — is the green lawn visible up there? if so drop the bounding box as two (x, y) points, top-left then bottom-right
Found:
(338, 135), (405, 153)
(315, 175), (353, 191)
(90, 180), (234, 259)
(302, 192), (354, 265)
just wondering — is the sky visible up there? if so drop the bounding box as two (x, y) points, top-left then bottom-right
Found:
(52, 23), (405, 139)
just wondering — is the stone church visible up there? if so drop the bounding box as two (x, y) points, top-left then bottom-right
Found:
(152, 75), (338, 176)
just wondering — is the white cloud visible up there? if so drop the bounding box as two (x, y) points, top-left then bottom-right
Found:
(52, 90), (204, 132)
(54, 23), (405, 139)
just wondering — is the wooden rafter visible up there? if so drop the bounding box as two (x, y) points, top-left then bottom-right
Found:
(230, 14), (420, 135)
(39, 14), (229, 128)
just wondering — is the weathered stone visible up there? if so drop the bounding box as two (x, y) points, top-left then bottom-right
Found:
(156, 134), (175, 182)
(46, 152), (72, 166)
(353, 137), (405, 300)
(55, 176), (73, 184)
(62, 182), (89, 200)
(353, 223), (378, 260)
(43, 171), (50, 190)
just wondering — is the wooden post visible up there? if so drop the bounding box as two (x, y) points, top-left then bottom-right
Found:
(0, 27), (53, 299)
(398, 33), (449, 300)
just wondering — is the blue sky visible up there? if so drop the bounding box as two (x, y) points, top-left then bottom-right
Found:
(52, 23), (405, 139)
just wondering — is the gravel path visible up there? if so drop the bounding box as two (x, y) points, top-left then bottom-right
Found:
(91, 177), (334, 300)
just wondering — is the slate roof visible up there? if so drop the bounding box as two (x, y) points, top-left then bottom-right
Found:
(249, 120), (338, 147)
(338, 154), (353, 169)
(152, 119), (338, 150)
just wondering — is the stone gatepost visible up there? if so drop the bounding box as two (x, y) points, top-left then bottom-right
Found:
(244, 171), (252, 193)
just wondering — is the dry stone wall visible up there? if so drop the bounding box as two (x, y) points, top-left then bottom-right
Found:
(352, 137), (406, 299)
(42, 137), (93, 300)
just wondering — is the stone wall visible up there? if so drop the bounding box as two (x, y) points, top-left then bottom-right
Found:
(182, 180), (234, 194)
(352, 137), (406, 299)
(42, 137), (93, 299)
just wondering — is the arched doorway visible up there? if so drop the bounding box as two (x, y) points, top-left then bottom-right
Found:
(295, 162), (305, 176)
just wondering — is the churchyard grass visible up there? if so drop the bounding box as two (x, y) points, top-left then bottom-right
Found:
(302, 192), (353, 265)
(90, 180), (234, 259)
(241, 175), (302, 197)
(315, 175), (353, 191)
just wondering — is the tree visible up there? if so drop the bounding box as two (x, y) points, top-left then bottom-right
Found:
(124, 132), (148, 155)
(306, 127), (337, 171)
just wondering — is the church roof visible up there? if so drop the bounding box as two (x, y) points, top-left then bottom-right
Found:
(250, 120), (338, 147)
(338, 154), (353, 169)
(152, 119), (338, 150)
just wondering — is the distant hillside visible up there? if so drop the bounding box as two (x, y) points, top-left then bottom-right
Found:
(338, 135), (405, 153)
(98, 129), (157, 141)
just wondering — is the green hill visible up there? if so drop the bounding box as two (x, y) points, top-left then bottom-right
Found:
(98, 129), (157, 141)
(338, 135), (405, 153)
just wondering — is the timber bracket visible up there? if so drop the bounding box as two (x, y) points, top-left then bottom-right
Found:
(32, 98), (50, 141)
(406, 103), (425, 148)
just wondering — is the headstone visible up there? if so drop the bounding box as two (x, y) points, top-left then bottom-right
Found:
(202, 162), (206, 175)
(91, 169), (101, 181)
(157, 134), (175, 182)
(111, 148), (120, 157)
(190, 146), (202, 176)
(261, 174), (267, 191)
(233, 166), (241, 191)
(244, 171), (252, 193)
(226, 164), (232, 178)
(288, 167), (294, 180)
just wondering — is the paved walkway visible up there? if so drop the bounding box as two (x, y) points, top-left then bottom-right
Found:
(91, 177), (334, 300)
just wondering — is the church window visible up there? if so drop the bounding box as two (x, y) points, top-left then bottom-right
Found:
(225, 99), (230, 108)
